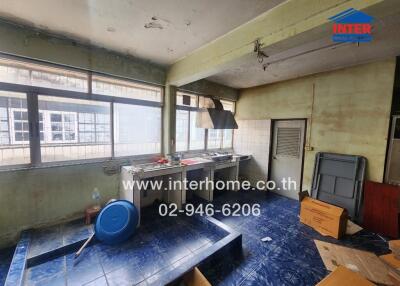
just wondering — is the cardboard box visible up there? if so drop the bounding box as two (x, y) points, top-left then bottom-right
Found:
(380, 254), (400, 285)
(299, 196), (347, 239)
(316, 266), (375, 286)
(381, 254), (400, 271)
(389, 241), (400, 259)
(183, 267), (211, 286)
(315, 240), (392, 285)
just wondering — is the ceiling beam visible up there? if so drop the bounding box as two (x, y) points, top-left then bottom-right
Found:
(166, 0), (384, 86)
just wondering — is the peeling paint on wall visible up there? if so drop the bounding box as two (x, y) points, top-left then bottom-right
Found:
(235, 60), (396, 191)
(144, 22), (163, 29)
(0, 163), (119, 248)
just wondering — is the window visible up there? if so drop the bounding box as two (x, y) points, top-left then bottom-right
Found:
(0, 57), (88, 92)
(11, 109), (29, 143)
(0, 56), (163, 168)
(9, 109), (44, 143)
(113, 104), (161, 156)
(208, 129), (223, 149)
(95, 114), (110, 143)
(77, 112), (111, 144)
(175, 92), (235, 152)
(221, 100), (235, 112)
(78, 113), (96, 143)
(92, 75), (162, 102)
(0, 91), (30, 166)
(48, 112), (77, 143)
(222, 129), (233, 149)
(39, 96), (111, 162)
(220, 99), (235, 149)
(175, 110), (205, 152)
(177, 93), (197, 107)
(204, 100), (235, 149)
(175, 92), (207, 152)
(176, 110), (189, 152)
(0, 107), (9, 144)
(189, 111), (205, 150)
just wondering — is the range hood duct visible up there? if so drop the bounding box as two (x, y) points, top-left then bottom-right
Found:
(196, 98), (238, 129)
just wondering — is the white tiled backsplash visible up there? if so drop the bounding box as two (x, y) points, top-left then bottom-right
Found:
(234, 119), (271, 187)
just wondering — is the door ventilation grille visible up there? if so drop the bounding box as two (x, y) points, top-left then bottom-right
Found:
(276, 127), (301, 157)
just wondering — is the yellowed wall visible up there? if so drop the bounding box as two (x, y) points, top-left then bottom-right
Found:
(0, 163), (119, 248)
(236, 59), (396, 190)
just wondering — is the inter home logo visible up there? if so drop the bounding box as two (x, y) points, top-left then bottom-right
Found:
(329, 8), (373, 43)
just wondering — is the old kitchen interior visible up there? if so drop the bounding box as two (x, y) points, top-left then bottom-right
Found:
(0, 1), (400, 286)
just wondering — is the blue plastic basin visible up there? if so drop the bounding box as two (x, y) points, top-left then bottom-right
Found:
(95, 200), (138, 245)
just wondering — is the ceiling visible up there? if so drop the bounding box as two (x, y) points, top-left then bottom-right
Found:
(207, 6), (400, 89)
(0, 0), (284, 66)
(0, 0), (399, 89)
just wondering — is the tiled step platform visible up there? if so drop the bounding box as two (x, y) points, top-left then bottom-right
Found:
(0, 247), (15, 286)
(4, 205), (242, 286)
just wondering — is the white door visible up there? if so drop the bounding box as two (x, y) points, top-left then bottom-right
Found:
(270, 120), (305, 200)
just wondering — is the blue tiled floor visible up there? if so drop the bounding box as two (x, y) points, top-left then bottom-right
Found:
(28, 220), (94, 259)
(22, 206), (229, 286)
(0, 246), (15, 286)
(197, 190), (390, 286)
(3, 190), (390, 286)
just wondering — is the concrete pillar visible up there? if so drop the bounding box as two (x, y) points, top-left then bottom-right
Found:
(163, 84), (177, 155)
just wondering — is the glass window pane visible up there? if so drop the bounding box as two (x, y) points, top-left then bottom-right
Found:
(189, 111), (205, 150)
(176, 92), (197, 107)
(175, 110), (189, 152)
(0, 57), (88, 92)
(52, 133), (63, 141)
(0, 91), (30, 166)
(222, 129), (233, 149)
(114, 103), (161, 156)
(64, 114), (75, 122)
(14, 122), (22, 130)
(39, 95), (111, 162)
(92, 75), (162, 102)
(51, 114), (62, 122)
(0, 121), (8, 130)
(207, 129), (222, 149)
(0, 132), (9, 144)
(220, 99), (235, 113)
(199, 96), (214, 108)
(65, 132), (75, 141)
(51, 123), (62, 132)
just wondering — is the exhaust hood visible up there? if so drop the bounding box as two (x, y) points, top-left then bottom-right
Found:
(196, 98), (238, 129)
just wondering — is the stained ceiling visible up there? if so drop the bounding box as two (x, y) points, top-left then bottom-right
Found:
(0, 0), (285, 66)
(0, 0), (399, 89)
(206, 5), (400, 88)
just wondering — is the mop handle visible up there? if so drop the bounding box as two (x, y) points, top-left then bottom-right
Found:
(74, 233), (95, 259)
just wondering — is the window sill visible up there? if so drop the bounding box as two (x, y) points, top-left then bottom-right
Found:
(0, 154), (161, 173)
(177, 148), (234, 157)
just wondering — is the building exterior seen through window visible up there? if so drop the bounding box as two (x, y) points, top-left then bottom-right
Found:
(175, 91), (235, 152)
(0, 57), (162, 167)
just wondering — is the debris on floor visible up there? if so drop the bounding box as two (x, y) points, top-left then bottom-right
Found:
(380, 253), (400, 270)
(316, 265), (374, 286)
(346, 220), (363, 236)
(380, 241), (400, 285)
(389, 240), (400, 259)
(183, 267), (211, 286)
(314, 239), (392, 285)
(261, 236), (272, 242)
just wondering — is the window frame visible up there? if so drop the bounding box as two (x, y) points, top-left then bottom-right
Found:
(46, 111), (78, 144)
(10, 108), (30, 144)
(0, 54), (163, 171)
(0, 106), (10, 145)
(175, 91), (235, 153)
